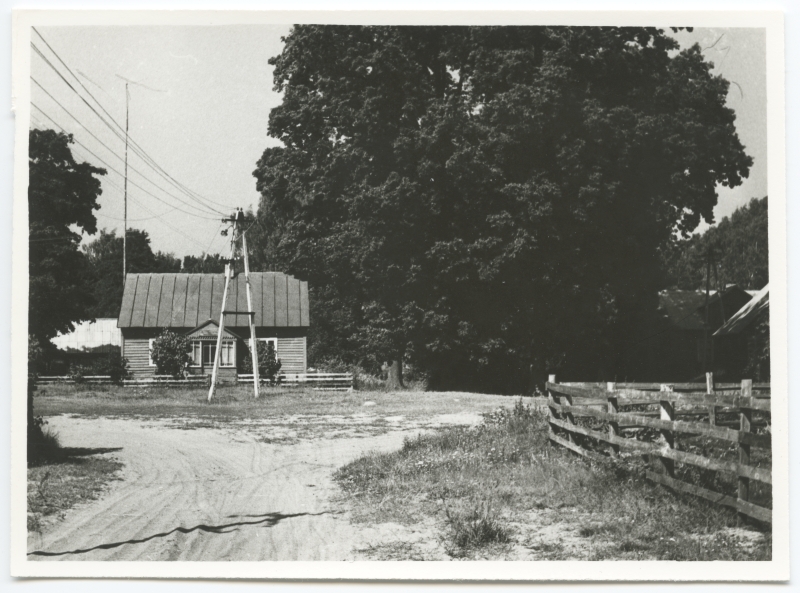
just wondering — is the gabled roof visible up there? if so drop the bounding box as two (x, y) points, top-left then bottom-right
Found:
(714, 284), (769, 337)
(118, 272), (310, 329)
(186, 319), (242, 340)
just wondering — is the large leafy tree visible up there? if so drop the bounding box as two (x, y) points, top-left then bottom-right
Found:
(664, 196), (768, 291)
(252, 26), (752, 391)
(29, 129), (105, 342)
(83, 228), (181, 317)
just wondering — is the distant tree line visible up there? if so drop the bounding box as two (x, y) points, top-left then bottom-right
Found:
(663, 197), (768, 292)
(82, 231), (227, 318)
(28, 128), (230, 329)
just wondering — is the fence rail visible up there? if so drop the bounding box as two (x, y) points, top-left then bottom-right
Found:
(238, 372), (354, 391)
(37, 372), (354, 391)
(37, 374), (209, 386)
(547, 374), (771, 524)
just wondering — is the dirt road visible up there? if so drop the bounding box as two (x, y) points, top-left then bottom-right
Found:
(28, 410), (484, 561)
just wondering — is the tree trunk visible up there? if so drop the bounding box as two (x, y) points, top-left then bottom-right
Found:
(386, 359), (405, 390)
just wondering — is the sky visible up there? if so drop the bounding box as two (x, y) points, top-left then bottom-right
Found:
(29, 25), (767, 259)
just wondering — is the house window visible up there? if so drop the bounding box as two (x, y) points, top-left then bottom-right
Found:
(221, 340), (235, 367)
(190, 342), (202, 367)
(259, 337), (278, 354)
(198, 340), (235, 368)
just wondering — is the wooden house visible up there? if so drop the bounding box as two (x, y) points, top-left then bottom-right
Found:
(117, 272), (309, 380)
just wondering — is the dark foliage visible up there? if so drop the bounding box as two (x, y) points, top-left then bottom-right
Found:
(181, 253), (227, 274)
(83, 228), (181, 318)
(28, 129), (105, 342)
(150, 330), (192, 378)
(664, 197), (768, 291)
(240, 340), (283, 383)
(252, 26), (751, 392)
(68, 352), (131, 385)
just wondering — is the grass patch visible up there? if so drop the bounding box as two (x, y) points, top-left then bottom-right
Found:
(335, 400), (771, 560)
(27, 425), (123, 534)
(34, 383), (524, 425)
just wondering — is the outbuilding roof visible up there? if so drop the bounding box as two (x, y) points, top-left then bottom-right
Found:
(658, 285), (753, 331)
(714, 284), (769, 337)
(118, 272), (309, 329)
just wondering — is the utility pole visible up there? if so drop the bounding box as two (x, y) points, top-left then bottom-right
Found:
(123, 82), (129, 279)
(207, 209), (260, 401)
(241, 220), (260, 398)
(208, 212), (238, 402)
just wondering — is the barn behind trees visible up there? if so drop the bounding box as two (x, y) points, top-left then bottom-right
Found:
(118, 272), (309, 380)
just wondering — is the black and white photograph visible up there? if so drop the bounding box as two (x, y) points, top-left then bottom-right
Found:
(9, 9), (788, 581)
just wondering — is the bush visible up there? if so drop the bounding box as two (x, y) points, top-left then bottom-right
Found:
(150, 330), (192, 378)
(94, 352), (130, 384)
(241, 340), (282, 383)
(68, 363), (87, 384)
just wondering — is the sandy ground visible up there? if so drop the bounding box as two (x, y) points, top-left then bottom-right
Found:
(28, 410), (484, 561)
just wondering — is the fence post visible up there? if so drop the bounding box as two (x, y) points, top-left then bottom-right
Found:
(738, 379), (753, 524)
(547, 374), (559, 439)
(559, 377), (576, 445)
(659, 384), (675, 478)
(707, 372), (716, 426)
(607, 382), (619, 459)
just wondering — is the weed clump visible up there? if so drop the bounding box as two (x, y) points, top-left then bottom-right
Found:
(444, 502), (510, 553)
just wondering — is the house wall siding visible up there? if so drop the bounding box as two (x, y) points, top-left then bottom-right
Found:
(277, 336), (307, 376)
(122, 326), (307, 377)
(122, 331), (159, 377)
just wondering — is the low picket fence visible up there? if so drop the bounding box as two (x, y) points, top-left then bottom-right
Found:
(547, 375), (771, 524)
(37, 374), (208, 386)
(238, 372), (353, 391)
(37, 375), (114, 384)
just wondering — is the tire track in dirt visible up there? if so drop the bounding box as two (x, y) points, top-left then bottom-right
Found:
(28, 412), (481, 561)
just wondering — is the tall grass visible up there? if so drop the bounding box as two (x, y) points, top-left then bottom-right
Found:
(335, 399), (771, 560)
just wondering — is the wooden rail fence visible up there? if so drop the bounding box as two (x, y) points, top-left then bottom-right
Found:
(547, 374), (771, 524)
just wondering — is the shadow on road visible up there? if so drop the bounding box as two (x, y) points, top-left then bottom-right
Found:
(28, 511), (328, 558)
(59, 447), (123, 457)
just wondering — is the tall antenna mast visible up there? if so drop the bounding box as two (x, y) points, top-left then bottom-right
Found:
(123, 82), (129, 279)
(115, 74), (164, 280)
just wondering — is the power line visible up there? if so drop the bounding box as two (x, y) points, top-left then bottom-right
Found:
(30, 103), (220, 221)
(31, 83), (222, 218)
(29, 133), (215, 252)
(31, 28), (231, 215)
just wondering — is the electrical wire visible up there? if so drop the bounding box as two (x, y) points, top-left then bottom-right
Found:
(31, 28), (231, 214)
(31, 36), (225, 214)
(30, 83), (222, 218)
(30, 104), (220, 222)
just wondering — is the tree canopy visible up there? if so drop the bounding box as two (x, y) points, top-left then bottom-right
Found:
(664, 196), (768, 291)
(83, 228), (181, 318)
(252, 26), (752, 390)
(29, 129), (105, 341)
(181, 253), (227, 274)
